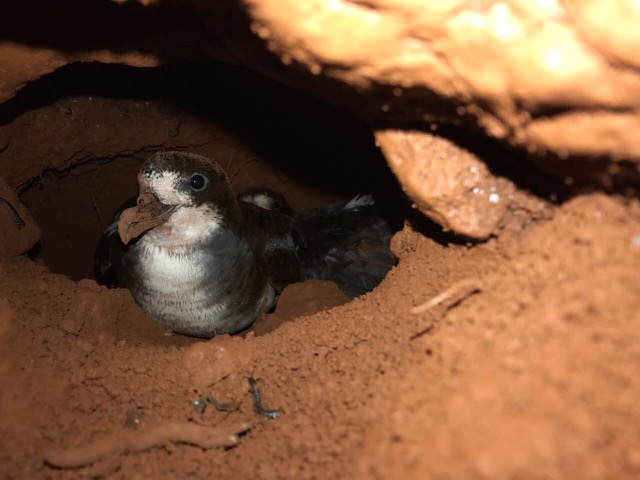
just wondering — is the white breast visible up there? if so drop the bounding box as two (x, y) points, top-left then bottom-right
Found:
(135, 240), (226, 326)
(129, 205), (228, 332)
(124, 205), (274, 336)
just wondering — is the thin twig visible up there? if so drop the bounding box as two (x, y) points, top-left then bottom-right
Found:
(92, 196), (107, 229)
(411, 278), (484, 314)
(90, 165), (107, 229)
(44, 421), (253, 469)
(193, 395), (239, 414)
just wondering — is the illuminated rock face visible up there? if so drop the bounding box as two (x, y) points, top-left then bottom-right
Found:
(0, 5), (639, 479)
(244, 0), (640, 160)
(1, 0), (638, 239)
(376, 129), (554, 239)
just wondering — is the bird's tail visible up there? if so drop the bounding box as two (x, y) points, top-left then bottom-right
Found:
(295, 195), (398, 298)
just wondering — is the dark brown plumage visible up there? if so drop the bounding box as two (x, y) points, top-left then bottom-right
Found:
(96, 151), (397, 337)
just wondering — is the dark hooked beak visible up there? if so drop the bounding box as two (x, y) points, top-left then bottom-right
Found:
(118, 192), (176, 245)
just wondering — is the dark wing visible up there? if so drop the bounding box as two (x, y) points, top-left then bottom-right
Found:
(236, 202), (301, 292)
(293, 195), (398, 298)
(94, 196), (137, 286)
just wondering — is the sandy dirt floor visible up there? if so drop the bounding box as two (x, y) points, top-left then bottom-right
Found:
(1, 62), (639, 480)
(1, 190), (639, 479)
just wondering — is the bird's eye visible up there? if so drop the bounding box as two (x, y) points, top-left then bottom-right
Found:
(189, 174), (206, 191)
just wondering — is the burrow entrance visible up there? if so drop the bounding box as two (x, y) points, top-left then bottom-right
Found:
(3, 54), (639, 480)
(7, 61), (406, 283)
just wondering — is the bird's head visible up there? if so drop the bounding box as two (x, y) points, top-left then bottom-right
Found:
(118, 151), (238, 246)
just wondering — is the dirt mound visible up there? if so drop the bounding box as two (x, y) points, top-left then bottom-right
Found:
(1, 193), (639, 479)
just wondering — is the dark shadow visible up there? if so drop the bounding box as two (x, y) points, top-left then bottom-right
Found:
(11, 60), (410, 280)
(25, 241), (42, 260)
(405, 209), (472, 247)
(432, 124), (571, 203)
(0, 0), (208, 56)
(2, 60), (403, 202)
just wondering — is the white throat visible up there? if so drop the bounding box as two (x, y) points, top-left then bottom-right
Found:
(144, 204), (222, 251)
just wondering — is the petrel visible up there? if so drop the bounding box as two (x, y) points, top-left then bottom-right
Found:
(239, 188), (398, 298)
(95, 151), (397, 337)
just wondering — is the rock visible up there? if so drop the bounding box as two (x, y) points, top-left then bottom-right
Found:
(377, 129), (553, 239)
(1, 1), (639, 187)
(246, 0), (640, 177)
(0, 176), (40, 257)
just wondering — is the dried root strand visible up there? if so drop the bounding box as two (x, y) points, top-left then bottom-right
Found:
(45, 421), (253, 469)
(411, 278), (484, 314)
(0, 197), (26, 229)
(249, 377), (282, 419)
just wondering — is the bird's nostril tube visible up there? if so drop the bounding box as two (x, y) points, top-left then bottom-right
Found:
(136, 193), (156, 206)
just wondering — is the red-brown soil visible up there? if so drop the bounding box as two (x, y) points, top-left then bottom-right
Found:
(1, 59), (639, 480)
(1, 191), (639, 479)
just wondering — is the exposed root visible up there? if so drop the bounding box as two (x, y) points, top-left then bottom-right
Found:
(0, 197), (26, 229)
(44, 421), (253, 469)
(249, 377), (282, 419)
(411, 278), (484, 314)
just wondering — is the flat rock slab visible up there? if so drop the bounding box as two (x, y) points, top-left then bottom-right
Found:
(377, 129), (553, 239)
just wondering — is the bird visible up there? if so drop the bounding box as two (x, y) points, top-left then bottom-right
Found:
(239, 189), (398, 298)
(95, 151), (397, 337)
(95, 151), (299, 337)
